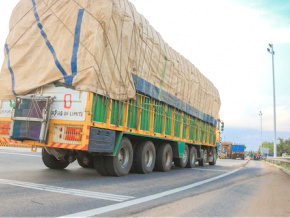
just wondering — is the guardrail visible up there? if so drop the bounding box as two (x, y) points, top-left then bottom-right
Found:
(267, 157), (290, 168)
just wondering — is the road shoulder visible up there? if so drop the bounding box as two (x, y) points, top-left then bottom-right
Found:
(239, 161), (290, 217)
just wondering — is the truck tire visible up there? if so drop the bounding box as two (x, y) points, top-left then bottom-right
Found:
(42, 148), (69, 170)
(94, 156), (109, 176)
(77, 158), (88, 168)
(209, 148), (217, 165)
(174, 144), (189, 168)
(198, 149), (207, 166)
(186, 146), (197, 168)
(155, 143), (173, 172)
(105, 137), (133, 177)
(133, 141), (156, 174)
(77, 152), (94, 169)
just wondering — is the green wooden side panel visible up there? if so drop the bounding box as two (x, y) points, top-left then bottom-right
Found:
(178, 141), (186, 157)
(213, 126), (216, 144)
(154, 101), (164, 134)
(165, 106), (172, 135)
(189, 117), (195, 140)
(213, 126), (215, 143)
(195, 120), (199, 141)
(110, 100), (124, 126)
(127, 98), (138, 129)
(174, 110), (181, 137)
(93, 95), (108, 123)
(182, 115), (187, 139)
(209, 125), (212, 144)
(140, 96), (151, 131)
(205, 123), (208, 143)
(200, 121), (204, 143)
(93, 94), (217, 146)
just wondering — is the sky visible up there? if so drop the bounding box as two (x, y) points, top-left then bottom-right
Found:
(0, 1), (289, 151)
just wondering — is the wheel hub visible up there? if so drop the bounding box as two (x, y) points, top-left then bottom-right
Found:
(165, 151), (171, 166)
(191, 154), (196, 165)
(145, 149), (153, 168)
(118, 147), (129, 168)
(182, 150), (188, 164)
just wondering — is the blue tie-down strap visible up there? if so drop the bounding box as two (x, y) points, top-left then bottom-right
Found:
(5, 43), (17, 96)
(31, 0), (86, 86)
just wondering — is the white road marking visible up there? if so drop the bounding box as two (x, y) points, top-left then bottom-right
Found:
(61, 168), (241, 217)
(192, 168), (230, 172)
(0, 179), (134, 202)
(0, 151), (41, 157)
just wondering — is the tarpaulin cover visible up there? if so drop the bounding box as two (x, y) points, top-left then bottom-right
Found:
(0, 0), (221, 124)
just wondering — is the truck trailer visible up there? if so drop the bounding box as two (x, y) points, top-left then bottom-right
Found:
(0, 0), (222, 176)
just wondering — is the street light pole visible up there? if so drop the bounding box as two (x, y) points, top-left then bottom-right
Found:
(259, 111), (262, 155)
(267, 44), (277, 157)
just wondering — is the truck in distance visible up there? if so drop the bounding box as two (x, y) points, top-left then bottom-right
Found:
(231, 144), (245, 160)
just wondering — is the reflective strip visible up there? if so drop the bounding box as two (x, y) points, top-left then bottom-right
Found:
(68, 9), (85, 84)
(48, 143), (86, 150)
(31, 0), (69, 83)
(68, 144), (76, 149)
(4, 43), (17, 96)
(0, 138), (19, 144)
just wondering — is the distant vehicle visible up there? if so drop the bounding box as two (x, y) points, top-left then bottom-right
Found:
(254, 152), (260, 160)
(250, 152), (254, 159)
(219, 141), (232, 159)
(231, 144), (245, 160)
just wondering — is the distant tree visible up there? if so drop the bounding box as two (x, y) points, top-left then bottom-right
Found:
(258, 138), (290, 156)
(259, 141), (274, 154)
(277, 137), (290, 156)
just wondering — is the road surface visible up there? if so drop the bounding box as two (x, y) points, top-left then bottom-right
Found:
(0, 147), (289, 217)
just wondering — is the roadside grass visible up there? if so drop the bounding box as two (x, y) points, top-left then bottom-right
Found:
(280, 164), (290, 171)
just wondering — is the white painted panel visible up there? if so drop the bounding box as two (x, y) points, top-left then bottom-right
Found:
(0, 84), (88, 122)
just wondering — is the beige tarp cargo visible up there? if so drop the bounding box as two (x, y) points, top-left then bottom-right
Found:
(0, 0), (221, 122)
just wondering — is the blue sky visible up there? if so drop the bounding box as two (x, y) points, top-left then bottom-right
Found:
(239, 0), (290, 23)
(0, 1), (289, 151)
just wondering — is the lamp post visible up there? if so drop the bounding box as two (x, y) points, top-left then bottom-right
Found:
(259, 111), (262, 155)
(267, 44), (277, 157)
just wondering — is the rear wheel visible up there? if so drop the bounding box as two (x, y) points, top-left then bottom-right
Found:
(198, 149), (207, 166)
(105, 137), (133, 177)
(94, 156), (108, 176)
(209, 148), (217, 165)
(133, 141), (156, 174)
(186, 146), (197, 168)
(42, 148), (69, 169)
(174, 144), (189, 168)
(77, 152), (94, 169)
(155, 143), (173, 172)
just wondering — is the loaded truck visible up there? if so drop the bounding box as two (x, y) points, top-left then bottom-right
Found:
(0, 0), (222, 176)
(231, 144), (245, 160)
(219, 141), (232, 159)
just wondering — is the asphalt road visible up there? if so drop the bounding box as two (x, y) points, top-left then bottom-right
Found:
(0, 147), (289, 217)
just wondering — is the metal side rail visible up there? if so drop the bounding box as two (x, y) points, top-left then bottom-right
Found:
(266, 157), (290, 168)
